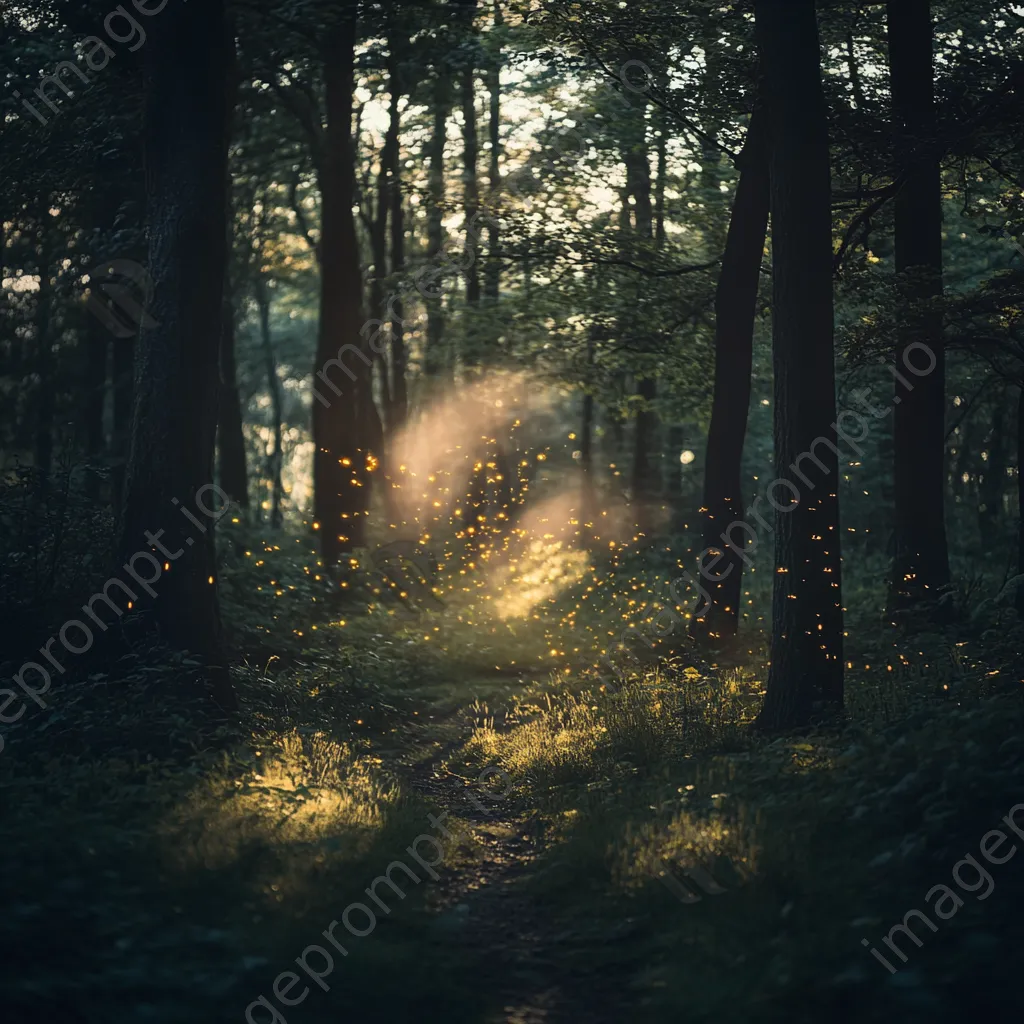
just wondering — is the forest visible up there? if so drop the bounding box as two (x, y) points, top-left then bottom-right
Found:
(2, 0), (1024, 1020)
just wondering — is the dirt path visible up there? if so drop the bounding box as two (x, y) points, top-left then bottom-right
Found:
(392, 699), (627, 1024)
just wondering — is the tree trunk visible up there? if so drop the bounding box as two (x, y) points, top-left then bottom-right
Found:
(218, 276), (249, 510)
(34, 220), (54, 486)
(632, 376), (659, 529)
(484, 0), (503, 305)
(81, 315), (108, 460)
(693, 106), (770, 647)
(655, 111), (668, 247)
(120, 0), (235, 710)
(387, 46), (409, 434)
(1017, 383), (1024, 618)
(887, 0), (950, 613)
(111, 335), (134, 501)
(425, 75), (451, 380)
(370, 76), (396, 426)
(462, 44), (482, 367)
(754, 0), (844, 731)
(217, 15), (247, 512)
(256, 276), (284, 529)
(622, 106), (657, 529)
(312, 11), (368, 561)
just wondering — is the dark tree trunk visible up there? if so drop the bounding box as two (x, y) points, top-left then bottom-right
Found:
(632, 376), (659, 525)
(484, 0), (503, 305)
(754, 0), (844, 731)
(693, 106), (770, 646)
(624, 134), (653, 240)
(120, 0), (235, 710)
(461, 0), (481, 367)
(847, 28), (865, 109)
(622, 107), (657, 529)
(312, 12), (368, 561)
(425, 76), (451, 380)
(370, 72), (398, 442)
(255, 276), (284, 529)
(217, 16), (247, 511)
(79, 190), (120, 464)
(887, 0), (950, 613)
(218, 278), (248, 510)
(369, 75), (396, 382)
(386, 45), (408, 434)
(1018, 383), (1024, 617)
(461, 72), (481, 365)
(81, 316), (108, 459)
(655, 111), (668, 247)
(34, 222), (54, 486)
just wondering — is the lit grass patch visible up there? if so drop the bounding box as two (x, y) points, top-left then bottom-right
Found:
(158, 729), (406, 877)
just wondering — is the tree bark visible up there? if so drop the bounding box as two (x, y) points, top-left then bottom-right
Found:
(370, 73), (397, 424)
(218, 276), (249, 510)
(255, 275), (283, 529)
(655, 115), (668, 247)
(120, 0), (235, 710)
(484, 0), (503, 304)
(425, 75), (451, 380)
(693, 106), (770, 647)
(217, 14), (247, 512)
(34, 217), (54, 486)
(387, 61), (409, 434)
(632, 376), (659, 525)
(387, 82), (407, 432)
(754, 0), (844, 731)
(81, 320), (108, 461)
(1018, 383), (1024, 618)
(312, 11), (369, 561)
(887, 0), (950, 613)
(462, 57), (482, 366)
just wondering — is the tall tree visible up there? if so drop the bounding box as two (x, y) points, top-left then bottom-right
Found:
(1018, 382), (1024, 618)
(623, 97), (660, 528)
(33, 209), (55, 487)
(119, 0), (235, 710)
(460, 0), (482, 367)
(754, 0), (844, 731)
(312, 10), (370, 561)
(424, 71), (452, 380)
(694, 104), (770, 646)
(484, 0), (503, 306)
(218, 24), (248, 512)
(387, 38), (409, 433)
(218, 273), (249, 511)
(887, 0), (950, 614)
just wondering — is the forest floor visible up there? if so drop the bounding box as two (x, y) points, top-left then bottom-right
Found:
(3, 528), (1024, 1023)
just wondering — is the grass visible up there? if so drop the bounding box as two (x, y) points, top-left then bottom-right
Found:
(2, 523), (1023, 1023)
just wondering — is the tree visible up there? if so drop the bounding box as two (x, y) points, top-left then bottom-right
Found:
(886, 0), (950, 614)
(312, 10), (371, 561)
(484, 0), (504, 307)
(1019, 383), (1024, 617)
(218, 271), (250, 511)
(387, 38), (410, 435)
(218, 31), (249, 512)
(119, 0), (235, 711)
(754, 0), (844, 731)
(459, 0), (482, 364)
(425, 65), (454, 385)
(693, 104), (769, 647)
